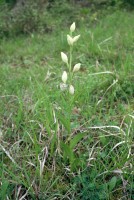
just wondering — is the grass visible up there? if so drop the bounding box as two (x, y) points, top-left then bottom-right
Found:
(0, 8), (134, 200)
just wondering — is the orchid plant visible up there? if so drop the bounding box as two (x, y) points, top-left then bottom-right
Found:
(51, 22), (85, 171)
(60, 22), (81, 95)
(54, 22), (83, 170)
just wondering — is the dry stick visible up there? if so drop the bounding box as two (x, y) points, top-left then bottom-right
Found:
(98, 36), (113, 45)
(88, 71), (114, 76)
(97, 79), (118, 105)
(0, 143), (16, 165)
(0, 143), (23, 170)
(19, 179), (35, 200)
(67, 124), (125, 144)
(0, 95), (19, 99)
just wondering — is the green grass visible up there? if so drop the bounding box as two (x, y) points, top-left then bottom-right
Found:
(0, 9), (134, 200)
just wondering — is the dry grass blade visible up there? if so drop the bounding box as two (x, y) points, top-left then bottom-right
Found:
(38, 146), (48, 177)
(0, 143), (17, 165)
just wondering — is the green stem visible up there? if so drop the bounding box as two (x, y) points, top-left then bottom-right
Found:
(69, 45), (73, 84)
(69, 31), (74, 84)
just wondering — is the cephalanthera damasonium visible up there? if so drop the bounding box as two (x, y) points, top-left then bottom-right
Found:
(62, 71), (67, 83)
(60, 22), (81, 95)
(70, 22), (75, 32)
(61, 52), (68, 64)
(73, 63), (81, 72)
(69, 85), (74, 95)
(67, 34), (80, 46)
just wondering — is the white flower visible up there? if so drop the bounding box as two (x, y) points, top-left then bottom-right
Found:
(62, 71), (67, 83)
(69, 85), (74, 95)
(73, 35), (80, 43)
(67, 35), (74, 46)
(67, 34), (80, 46)
(73, 63), (81, 72)
(61, 52), (68, 64)
(70, 22), (75, 32)
(60, 83), (68, 91)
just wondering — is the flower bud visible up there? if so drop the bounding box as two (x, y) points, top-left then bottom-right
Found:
(70, 22), (75, 32)
(73, 63), (81, 72)
(73, 35), (80, 43)
(69, 85), (74, 95)
(67, 35), (74, 46)
(62, 71), (67, 83)
(61, 52), (68, 64)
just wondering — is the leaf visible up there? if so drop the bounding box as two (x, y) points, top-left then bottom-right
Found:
(60, 142), (74, 162)
(0, 180), (9, 199)
(108, 176), (117, 191)
(70, 132), (86, 149)
(45, 122), (52, 137)
(57, 113), (71, 134)
(50, 132), (57, 155)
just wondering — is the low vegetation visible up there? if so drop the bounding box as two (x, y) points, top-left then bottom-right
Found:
(0, 1), (134, 199)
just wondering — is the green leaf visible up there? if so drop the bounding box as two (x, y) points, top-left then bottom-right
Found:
(70, 132), (86, 149)
(45, 121), (52, 137)
(57, 113), (71, 134)
(50, 131), (57, 155)
(108, 176), (117, 191)
(0, 180), (9, 199)
(61, 142), (74, 162)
